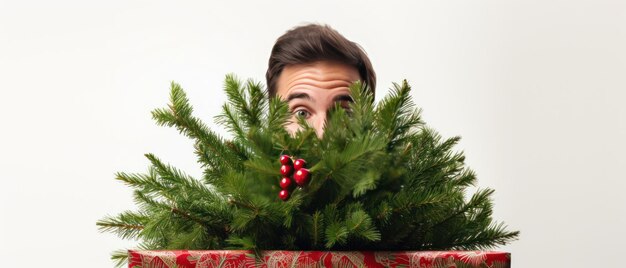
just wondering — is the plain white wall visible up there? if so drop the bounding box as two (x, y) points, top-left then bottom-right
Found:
(1, 0), (625, 267)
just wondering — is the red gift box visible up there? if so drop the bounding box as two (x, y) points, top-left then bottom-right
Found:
(128, 250), (510, 268)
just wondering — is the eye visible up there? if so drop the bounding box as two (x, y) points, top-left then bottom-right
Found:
(333, 101), (353, 116)
(293, 108), (311, 119)
(340, 101), (352, 111)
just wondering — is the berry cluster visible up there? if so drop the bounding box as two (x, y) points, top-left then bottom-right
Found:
(278, 155), (311, 201)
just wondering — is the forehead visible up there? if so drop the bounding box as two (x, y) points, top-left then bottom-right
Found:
(276, 60), (361, 99)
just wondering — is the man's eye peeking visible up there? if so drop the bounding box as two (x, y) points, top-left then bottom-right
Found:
(293, 109), (311, 119)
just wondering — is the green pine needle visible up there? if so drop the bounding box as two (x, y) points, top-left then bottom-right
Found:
(99, 75), (519, 267)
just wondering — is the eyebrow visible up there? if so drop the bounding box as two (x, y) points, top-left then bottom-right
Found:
(286, 93), (354, 103)
(333, 94), (354, 103)
(287, 92), (313, 102)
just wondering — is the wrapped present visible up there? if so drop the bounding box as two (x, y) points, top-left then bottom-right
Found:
(128, 250), (510, 268)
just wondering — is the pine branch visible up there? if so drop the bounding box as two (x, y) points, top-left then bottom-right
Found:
(223, 75), (252, 126)
(243, 157), (280, 177)
(374, 79), (423, 146)
(244, 79), (267, 128)
(220, 75), (267, 131)
(144, 153), (224, 204)
(311, 211), (324, 248)
(266, 97), (290, 133)
(225, 236), (257, 250)
(228, 198), (257, 211)
(97, 211), (146, 240)
(101, 77), (519, 257)
(324, 222), (348, 248)
(115, 169), (165, 195)
(431, 188), (495, 230)
(171, 207), (209, 227)
(151, 81), (240, 172)
(345, 210), (381, 242)
(133, 190), (172, 211)
(110, 249), (130, 268)
(216, 104), (246, 141)
(347, 81), (375, 132)
(449, 222), (520, 250)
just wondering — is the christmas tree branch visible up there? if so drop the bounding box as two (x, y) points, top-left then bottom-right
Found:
(152, 82), (240, 171)
(430, 188), (495, 230)
(171, 207), (209, 227)
(96, 211), (146, 240)
(228, 199), (258, 211)
(100, 77), (519, 261)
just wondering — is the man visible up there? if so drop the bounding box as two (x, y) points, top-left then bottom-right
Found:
(266, 24), (376, 138)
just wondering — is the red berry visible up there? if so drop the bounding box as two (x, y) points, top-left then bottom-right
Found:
(293, 159), (306, 170)
(279, 155), (292, 165)
(294, 168), (311, 186)
(279, 190), (290, 201)
(279, 177), (292, 189)
(280, 164), (293, 176)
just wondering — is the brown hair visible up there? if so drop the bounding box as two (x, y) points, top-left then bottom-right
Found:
(266, 24), (376, 98)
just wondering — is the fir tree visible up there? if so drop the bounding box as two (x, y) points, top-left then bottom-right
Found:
(98, 74), (519, 267)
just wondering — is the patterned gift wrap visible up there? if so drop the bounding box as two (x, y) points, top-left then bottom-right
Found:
(128, 250), (510, 268)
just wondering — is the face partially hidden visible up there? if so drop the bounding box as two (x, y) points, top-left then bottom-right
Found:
(276, 60), (361, 138)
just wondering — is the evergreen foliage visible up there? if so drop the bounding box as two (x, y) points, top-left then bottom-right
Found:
(98, 75), (519, 266)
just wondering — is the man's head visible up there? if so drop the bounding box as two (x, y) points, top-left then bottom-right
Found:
(266, 24), (375, 137)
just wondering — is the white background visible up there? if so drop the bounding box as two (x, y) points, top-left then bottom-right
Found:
(1, 0), (625, 267)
